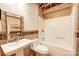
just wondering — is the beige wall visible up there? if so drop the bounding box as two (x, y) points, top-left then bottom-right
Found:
(39, 17), (44, 40)
(77, 4), (79, 32)
(0, 3), (39, 31)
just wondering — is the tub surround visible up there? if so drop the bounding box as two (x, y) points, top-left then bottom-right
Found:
(40, 41), (75, 56)
(1, 38), (32, 56)
(38, 4), (76, 56)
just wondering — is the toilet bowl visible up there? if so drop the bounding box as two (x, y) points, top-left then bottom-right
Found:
(34, 44), (48, 54)
(31, 39), (48, 55)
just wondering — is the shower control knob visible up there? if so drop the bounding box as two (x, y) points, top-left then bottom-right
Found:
(42, 37), (45, 39)
(42, 30), (44, 32)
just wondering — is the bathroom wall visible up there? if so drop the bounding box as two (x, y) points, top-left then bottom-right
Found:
(39, 16), (44, 40)
(77, 4), (79, 33)
(0, 3), (38, 31)
(40, 4), (76, 55)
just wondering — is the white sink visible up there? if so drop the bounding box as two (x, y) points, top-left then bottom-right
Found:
(1, 38), (32, 56)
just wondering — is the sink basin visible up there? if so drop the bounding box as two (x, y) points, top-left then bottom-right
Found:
(1, 38), (32, 56)
(7, 42), (17, 47)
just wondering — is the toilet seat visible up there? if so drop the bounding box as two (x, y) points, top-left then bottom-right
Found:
(31, 39), (48, 55)
(34, 45), (48, 54)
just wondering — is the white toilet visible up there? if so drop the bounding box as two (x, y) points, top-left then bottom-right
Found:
(31, 39), (48, 56)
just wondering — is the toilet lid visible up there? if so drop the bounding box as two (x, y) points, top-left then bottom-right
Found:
(35, 45), (48, 52)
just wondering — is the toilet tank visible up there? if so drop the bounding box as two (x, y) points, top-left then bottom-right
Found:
(31, 39), (39, 49)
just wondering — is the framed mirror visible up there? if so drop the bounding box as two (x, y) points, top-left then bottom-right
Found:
(6, 12), (24, 42)
(0, 10), (7, 45)
(0, 9), (1, 20)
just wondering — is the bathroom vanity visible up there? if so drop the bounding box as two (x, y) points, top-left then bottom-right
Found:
(0, 10), (25, 56)
(1, 38), (32, 56)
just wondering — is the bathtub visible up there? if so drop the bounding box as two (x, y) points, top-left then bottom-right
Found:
(40, 41), (76, 56)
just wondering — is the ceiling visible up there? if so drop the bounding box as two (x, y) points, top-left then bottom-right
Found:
(38, 3), (63, 10)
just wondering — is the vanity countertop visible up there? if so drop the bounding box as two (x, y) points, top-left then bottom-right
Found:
(1, 38), (32, 56)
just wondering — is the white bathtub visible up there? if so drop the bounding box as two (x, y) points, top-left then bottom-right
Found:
(40, 41), (76, 56)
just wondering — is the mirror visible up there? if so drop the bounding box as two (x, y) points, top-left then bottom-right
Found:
(6, 12), (24, 42)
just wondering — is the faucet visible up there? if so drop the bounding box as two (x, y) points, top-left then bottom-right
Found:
(14, 38), (18, 41)
(7, 37), (19, 43)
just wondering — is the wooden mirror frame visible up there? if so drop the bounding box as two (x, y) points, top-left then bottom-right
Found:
(6, 12), (24, 42)
(1, 11), (24, 43)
